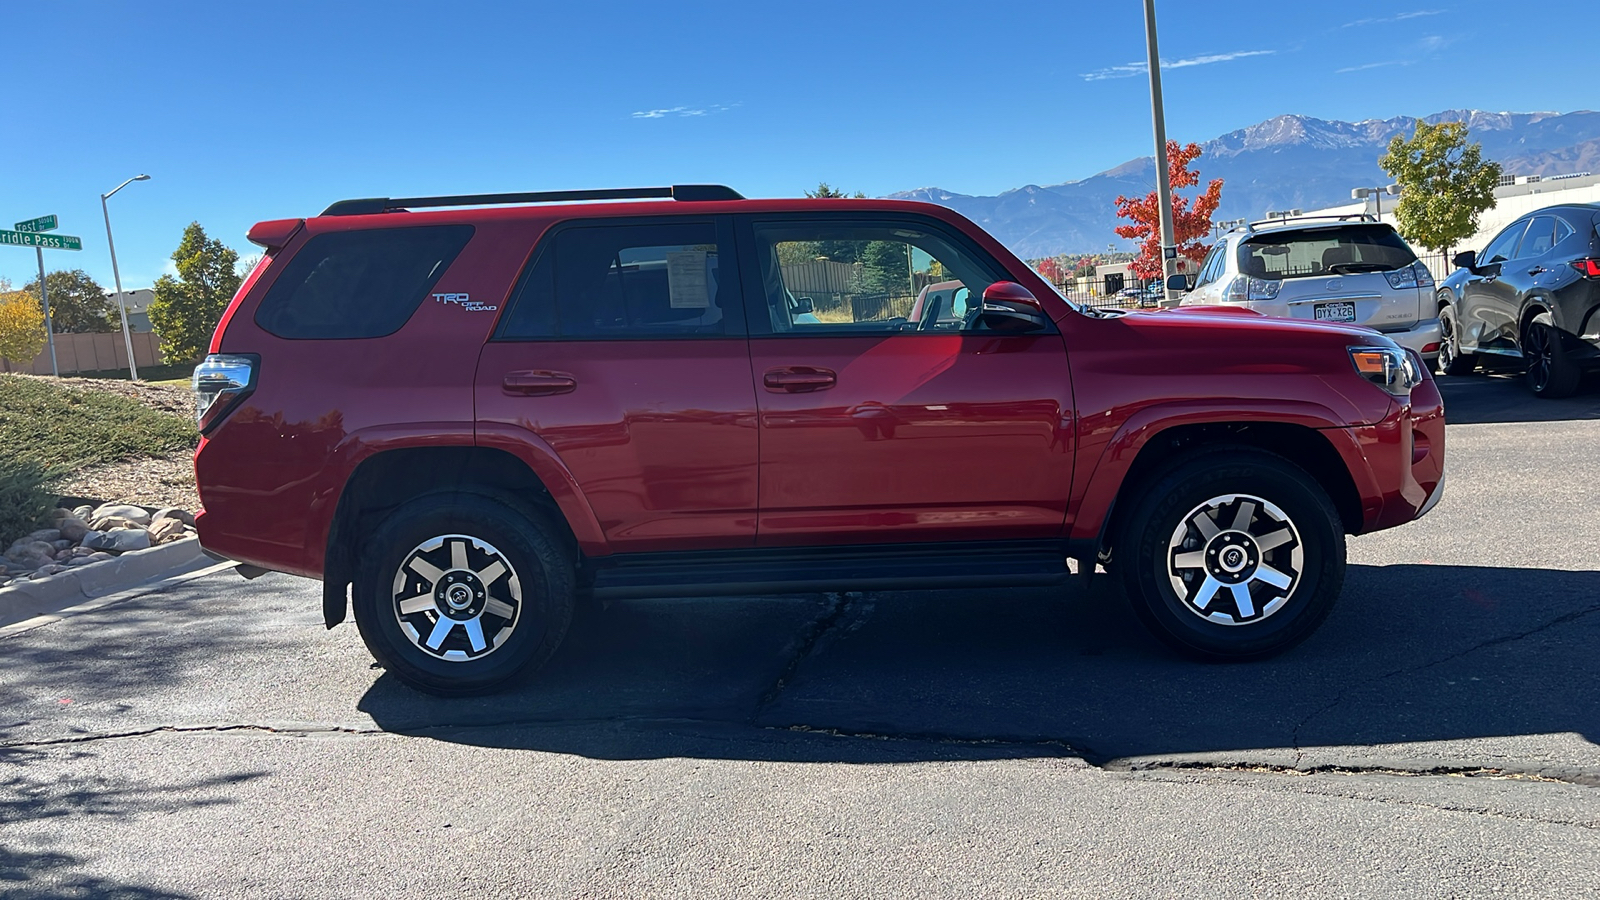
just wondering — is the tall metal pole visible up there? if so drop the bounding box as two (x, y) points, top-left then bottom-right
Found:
(1143, 0), (1179, 307)
(101, 191), (139, 381)
(36, 247), (59, 376)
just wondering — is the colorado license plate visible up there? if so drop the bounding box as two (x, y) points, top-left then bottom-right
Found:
(1314, 301), (1356, 322)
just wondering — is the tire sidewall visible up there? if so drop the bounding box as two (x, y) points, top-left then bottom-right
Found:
(1120, 451), (1345, 660)
(353, 494), (573, 695)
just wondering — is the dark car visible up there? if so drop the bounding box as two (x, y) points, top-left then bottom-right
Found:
(1436, 203), (1600, 396)
(191, 184), (1445, 695)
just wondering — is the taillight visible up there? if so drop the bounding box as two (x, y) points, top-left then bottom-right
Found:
(1571, 258), (1600, 278)
(192, 354), (258, 432)
(1383, 260), (1435, 290)
(1224, 274), (1282, 302)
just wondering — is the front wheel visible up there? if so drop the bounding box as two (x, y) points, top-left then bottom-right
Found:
(1116, 449), (1346, 661)
(353, 493), (575, 695)
(1436, 301), (1477, 376)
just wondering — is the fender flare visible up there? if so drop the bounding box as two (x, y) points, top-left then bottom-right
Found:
(473, 422), (610, 556)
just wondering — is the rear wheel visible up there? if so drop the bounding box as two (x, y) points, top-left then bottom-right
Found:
(353, 493), (574, 695)
(1116, 449), (1345, 660)
(1523, 314), (1581, 398)
(1436, 301), (1476, 376)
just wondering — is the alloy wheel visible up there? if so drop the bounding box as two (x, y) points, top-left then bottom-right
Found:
(1439, 308), (1459, 370)
(391, 534), (522, 661)
(1166, 493), (1304, 626)
(1525, 323), (1554, 393)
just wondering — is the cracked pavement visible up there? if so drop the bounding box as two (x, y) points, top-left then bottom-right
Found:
(3, 375), (1599, 898)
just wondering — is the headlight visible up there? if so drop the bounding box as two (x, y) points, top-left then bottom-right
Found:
(1224, 275), (1281, 302)
(1349, 346), (1422, 397)
(192, 353), (258, 432)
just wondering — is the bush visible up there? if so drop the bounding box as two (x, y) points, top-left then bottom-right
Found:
(0, 457), (56, 549)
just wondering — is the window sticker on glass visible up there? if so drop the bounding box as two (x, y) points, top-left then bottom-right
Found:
(667, 250), (709, 309)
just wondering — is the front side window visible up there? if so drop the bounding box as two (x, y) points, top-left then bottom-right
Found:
(1481, 220), (1530, 265)
(1238, 224), (1417, 280)
(750, 219), (1009, 334)
(1195, 241), (1226, 287)
(498, 220), (735, 339)
(254, 225), (473, 339)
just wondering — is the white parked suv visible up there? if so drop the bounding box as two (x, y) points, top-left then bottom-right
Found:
(1180, 216), (1441, 363)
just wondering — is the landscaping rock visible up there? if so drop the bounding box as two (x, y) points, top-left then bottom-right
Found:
(90, 504), (152, 526)
(85, 551), (115, 562)
(64, 556), (95, 567)
(148, 517), (187, 544)
(58, 517), (91, 542)
(72, 505), (93, 519)
(26, 529), (63, 544)
(29, 564), (67, 579)
(4, 540), (57, 569)
(152, 508), (197, 527)
(48, 507), (73, 523)
(89, 515), (145, 532)
(52, 539), (72, 551)
(82, 529), (151, 553)
(70, 546), (94, 558)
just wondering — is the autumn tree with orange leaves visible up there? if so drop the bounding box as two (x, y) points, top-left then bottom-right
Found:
(1114, 141), (1223, 279)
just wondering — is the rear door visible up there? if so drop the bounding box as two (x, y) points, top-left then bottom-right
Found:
(737, 213), (1075, 547)
(476, 216), (759, 552)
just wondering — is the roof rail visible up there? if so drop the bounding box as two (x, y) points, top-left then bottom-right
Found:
(1245, 212), (1377, 231)
(320, 184), (744, 217)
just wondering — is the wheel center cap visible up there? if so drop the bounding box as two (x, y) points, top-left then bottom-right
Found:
(1207, 532), (1259, 582)
(445, 584), (473, 609)
(435, 571), (486, 620)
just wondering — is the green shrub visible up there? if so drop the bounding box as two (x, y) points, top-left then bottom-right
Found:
(0, 457), (56, 549)
(0, 375), (195, 471)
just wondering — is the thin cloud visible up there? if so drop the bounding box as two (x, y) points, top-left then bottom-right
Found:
(1342, 9), (1444, 27)
(1080, 50), (1274, 82)
(631, 103), (739, 120)
(1335, 60), (1408, 73)
(1335, 34), (1454, 73)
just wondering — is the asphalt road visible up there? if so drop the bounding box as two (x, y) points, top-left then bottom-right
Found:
(3, 373), (1599, 898)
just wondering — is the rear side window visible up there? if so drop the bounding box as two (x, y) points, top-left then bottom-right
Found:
(254, 225), (473, 339)
(1239, 224), (1417, 279)
(498, 220), (735, 339)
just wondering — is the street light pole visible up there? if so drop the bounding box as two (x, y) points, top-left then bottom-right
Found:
(101, 174), (149, 381)
(1142, 0), (1178, 307)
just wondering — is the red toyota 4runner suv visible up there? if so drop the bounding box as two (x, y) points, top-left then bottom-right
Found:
(192, 185), (1445, 695)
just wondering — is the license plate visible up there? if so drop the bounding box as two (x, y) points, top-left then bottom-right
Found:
(1314, 302), (1356, 322)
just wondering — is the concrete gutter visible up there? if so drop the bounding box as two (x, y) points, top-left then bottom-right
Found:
(0, 537), (220, 631)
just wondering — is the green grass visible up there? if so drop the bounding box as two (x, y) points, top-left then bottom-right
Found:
(68, 363), (197, 384)
(0, 375), (197, 472)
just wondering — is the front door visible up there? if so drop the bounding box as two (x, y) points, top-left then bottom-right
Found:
(1462, 218), (1530, 354)
(738, 214), (1075, 547)
(476, 216), (758, 552)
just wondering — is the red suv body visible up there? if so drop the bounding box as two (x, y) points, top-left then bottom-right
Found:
(192, 186), (1445, 694)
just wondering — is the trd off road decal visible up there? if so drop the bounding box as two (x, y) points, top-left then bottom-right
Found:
(432, 292), (497, 312)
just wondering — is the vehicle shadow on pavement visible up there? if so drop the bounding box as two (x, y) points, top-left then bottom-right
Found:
(359, 563), (1600, 766)
(1438, 372), (1600, 424)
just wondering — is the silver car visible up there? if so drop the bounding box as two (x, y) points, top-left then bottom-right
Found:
(1179, 216), (1441, 362)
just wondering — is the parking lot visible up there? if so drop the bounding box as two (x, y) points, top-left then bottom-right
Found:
(3, 373), (1599, 899)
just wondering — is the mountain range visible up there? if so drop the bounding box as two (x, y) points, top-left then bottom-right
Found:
(887, 110), (1600, 259)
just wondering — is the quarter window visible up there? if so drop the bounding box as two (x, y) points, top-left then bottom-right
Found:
(1520, 216), (1559, 257)
(254, 225), (473, 339)
(499, 221), (735, 339)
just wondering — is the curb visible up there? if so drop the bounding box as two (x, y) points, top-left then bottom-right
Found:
(0, 537), (212, 628)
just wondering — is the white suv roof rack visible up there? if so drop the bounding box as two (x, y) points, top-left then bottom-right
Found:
(1240, 213), (1379, 234)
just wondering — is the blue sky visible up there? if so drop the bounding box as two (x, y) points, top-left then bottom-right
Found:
(2, 0), (1594, 290)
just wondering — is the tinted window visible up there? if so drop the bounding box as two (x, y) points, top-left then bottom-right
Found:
(1196, 242), (1225, 286)
(1481, 221), (1529, 265)
(750, 219), (1009, 334)
(255, 225), (473, 339)
(1238, 224), (1416, 279)
(1553, 216), (1575, 246)
(499, 221), (732, 338)
(1521, 216), (1558, 257)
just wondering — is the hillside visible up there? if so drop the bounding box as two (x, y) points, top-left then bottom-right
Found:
(888, 110), (1600, 258)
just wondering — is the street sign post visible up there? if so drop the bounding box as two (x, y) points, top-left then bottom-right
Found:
(3, 215), (77, 377)
(0, 230), (82, 251)
(14, 215), (58, 233)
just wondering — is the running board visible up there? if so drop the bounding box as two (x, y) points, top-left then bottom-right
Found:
(588, 540), (1073, 600)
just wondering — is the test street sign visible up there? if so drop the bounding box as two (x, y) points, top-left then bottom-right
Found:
(0, 229), (82, 251)
(14, 215), (58, 233)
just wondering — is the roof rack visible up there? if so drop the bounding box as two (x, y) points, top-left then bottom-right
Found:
(320, 184), (745, 217)
(1242, 212), (1377, 233)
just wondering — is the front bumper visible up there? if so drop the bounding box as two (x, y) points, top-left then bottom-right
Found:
(1323, 372), (1447, 534)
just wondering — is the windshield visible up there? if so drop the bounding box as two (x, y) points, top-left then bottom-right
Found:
(1239, 224), (1417, 279)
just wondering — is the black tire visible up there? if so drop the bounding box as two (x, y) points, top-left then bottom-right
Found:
(353, 493), (574, 695)
(1115, 448), (1345, 661)
(1436, 301), (1477, 376)
(1523, 314), (1581, 399)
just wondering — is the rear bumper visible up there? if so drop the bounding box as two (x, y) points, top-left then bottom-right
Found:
(1382, 317), (1442, 359)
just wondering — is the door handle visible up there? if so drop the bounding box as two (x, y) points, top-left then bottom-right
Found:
(1528, 266), (1547, 276)
(762, 366), (837, 392)
(502, 371), (577, 396)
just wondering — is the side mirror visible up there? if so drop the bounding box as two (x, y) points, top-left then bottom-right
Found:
(792, 296), (815, 315)
(1165, 274), (1188, 292)
(1452, 250), (1477, 272)
(978, 281), (1049, 333)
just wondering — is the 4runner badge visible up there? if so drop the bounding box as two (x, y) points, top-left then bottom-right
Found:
(432, 292), (497, 312)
